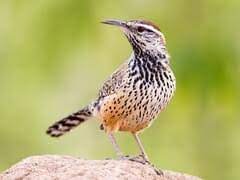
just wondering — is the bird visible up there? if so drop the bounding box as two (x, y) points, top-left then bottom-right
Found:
(46, 19), (176, 163)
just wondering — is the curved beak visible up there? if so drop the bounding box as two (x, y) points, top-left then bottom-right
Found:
(101, 19), (128, 29)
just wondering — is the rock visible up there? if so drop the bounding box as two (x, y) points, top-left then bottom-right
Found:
(0, 155), (201, 180)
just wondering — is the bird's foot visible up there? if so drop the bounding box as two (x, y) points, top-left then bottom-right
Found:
(151, 164), (164, 176)
(117, 154), (149, 165)
(128, 154), (150, 165)
(120, 155), (163, 176)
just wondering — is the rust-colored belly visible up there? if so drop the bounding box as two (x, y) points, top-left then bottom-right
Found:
(97, 82), (175, 134)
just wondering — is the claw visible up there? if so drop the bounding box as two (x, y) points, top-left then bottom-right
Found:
(151, 165), (164, 176)
(126, 154), (164, 176)
(117, 154), (149, 165)
(117, 155), (132, 161)
(115, 154), (163, 176)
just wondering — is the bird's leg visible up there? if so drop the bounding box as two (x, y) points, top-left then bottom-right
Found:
(107, 133), (124, 158)
(132, 133), (149, 163)
(131, 133), (163, 176)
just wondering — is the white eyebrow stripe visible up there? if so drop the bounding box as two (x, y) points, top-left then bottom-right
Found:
(136, 24), (161, 35)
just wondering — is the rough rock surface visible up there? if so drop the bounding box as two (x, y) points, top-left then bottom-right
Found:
(0, 155), (201, 180)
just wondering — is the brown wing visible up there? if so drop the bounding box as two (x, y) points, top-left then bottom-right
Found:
(99, 62), (129, 98)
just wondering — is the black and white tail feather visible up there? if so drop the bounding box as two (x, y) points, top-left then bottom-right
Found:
(46, 105), (93, 137)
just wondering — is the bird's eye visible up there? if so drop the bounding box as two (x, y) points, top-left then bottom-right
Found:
(137, 26), (145, 33)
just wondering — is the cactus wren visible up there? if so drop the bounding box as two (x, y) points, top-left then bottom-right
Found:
(46, 19), (176, 162)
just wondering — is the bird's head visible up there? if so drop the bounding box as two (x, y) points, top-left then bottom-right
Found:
(102, 19), (167, 55)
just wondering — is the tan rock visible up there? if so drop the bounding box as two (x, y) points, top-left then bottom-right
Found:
(0, 155), (202, 180)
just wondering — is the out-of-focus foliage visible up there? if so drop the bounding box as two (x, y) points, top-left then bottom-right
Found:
(0, 1), (239, 179)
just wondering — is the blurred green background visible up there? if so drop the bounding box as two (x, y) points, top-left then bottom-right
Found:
(0, 0), (239, 179)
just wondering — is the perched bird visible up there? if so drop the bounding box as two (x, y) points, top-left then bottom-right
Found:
(46, 19), (176, 162)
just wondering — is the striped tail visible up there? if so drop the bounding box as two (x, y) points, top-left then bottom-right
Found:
(46, 106), (92, 137)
